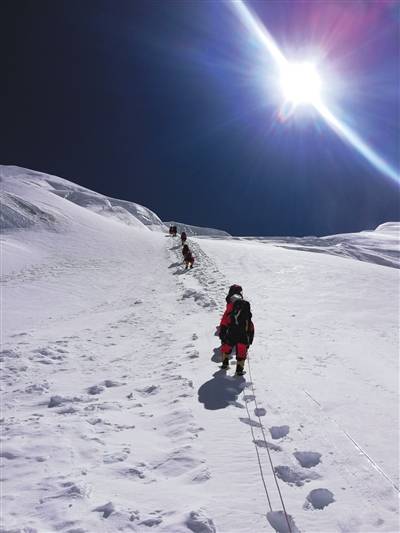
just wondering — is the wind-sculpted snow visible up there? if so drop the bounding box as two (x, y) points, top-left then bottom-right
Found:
(0, 165), (166, 232)
(235, 222), (400, 269)
(0, 191), (58, 230)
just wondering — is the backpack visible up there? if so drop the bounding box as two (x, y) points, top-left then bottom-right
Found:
(230, 298), (252, 326)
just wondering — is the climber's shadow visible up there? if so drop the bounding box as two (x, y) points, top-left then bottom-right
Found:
(198, 370), (246, 410)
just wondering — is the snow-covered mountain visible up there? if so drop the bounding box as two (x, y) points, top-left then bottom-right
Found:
(1, 166), (399, 533)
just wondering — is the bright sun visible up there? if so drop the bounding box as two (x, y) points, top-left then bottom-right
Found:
(280, 62), (322, 106)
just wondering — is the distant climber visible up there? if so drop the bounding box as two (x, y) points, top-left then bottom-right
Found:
(182, 243), (190, 258)
(181, 231), (187, 245)
(171, 225), (177, 237)
(169, 225), (174, 236)
(183, 248), (194, 269)
(218, 285), (254, 376)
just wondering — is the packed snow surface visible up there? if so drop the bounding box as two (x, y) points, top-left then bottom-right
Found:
(1, 166), (399, 533)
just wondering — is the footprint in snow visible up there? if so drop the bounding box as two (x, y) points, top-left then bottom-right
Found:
(48, 395), (81, 408)
(118, 465), (146, 480)
(293, 451), (322, 468)
(186, 510), (216, 533)
(34, 347), (65, 360)
(253, 440), (282, 452)
(52, 345), (68, 353)
(191, 468), (211, 483)
(0, 349), (20, 361)
(269, 425), (290, 439)
(55, 481), (90, 499)
(243, 394), (255, 402)
(57, 406), (79, 415)
(274, 465), (320, 486)
(103, 447), (130, 464)
(87, 385), (105, 395)
(93, 501), (115, 518)
(239, 417), (263, 429)
(25, 382), (49, 394)
(254, 407), (266, 417)
(267, 511), (300, 533)
(136, 385), (159, 396)
(304, 488), (335, 510)
(181, 289), (216, 309)
(0, 450), (19, 460)
(103, 379), (123, 388)
(139, 516), (163, 527)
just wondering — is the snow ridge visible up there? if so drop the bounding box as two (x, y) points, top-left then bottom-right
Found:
(235, 223), (400, 269)
(1, 165), (166, 232)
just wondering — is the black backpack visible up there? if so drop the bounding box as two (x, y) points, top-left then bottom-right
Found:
(230, 298), (252, 326)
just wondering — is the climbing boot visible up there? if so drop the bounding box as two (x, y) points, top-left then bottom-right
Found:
(235, 361), (245, 376)
(221, 357), (229, 370)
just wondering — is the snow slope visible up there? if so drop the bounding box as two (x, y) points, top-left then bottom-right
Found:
(1, 167), (399, 533)
(235, 222), (399, 269)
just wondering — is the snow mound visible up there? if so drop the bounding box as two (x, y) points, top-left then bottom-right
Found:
(375, 222), (400, 234)
(0, 165), (166, 232)
(165, 220), (230, 237)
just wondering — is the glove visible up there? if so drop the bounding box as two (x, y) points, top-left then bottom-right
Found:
(219, 325), (227, 342)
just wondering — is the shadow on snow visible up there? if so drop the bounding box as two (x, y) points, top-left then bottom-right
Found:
(198, 370), (246, 410)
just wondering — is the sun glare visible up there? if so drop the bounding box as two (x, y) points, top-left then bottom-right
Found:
(230, 0), (399, 182)
(280, 62), (322, 106)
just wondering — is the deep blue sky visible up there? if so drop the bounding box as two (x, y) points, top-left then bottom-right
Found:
(1, 0), (399, 236)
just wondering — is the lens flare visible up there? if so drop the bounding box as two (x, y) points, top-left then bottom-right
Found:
(230, 0), (399, 183)
(280, 62), (322, 106)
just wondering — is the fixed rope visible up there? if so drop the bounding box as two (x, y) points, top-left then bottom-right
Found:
(243, 385), (273, 512)
(244, 351), (293, 533)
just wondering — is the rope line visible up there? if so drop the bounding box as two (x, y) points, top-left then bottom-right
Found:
(242, 385), (273, 512)
(245, 352), (293, 533)
(303, 389), (400, 494)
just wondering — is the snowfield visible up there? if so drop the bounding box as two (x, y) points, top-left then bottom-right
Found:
(1, 166), (399, 533)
